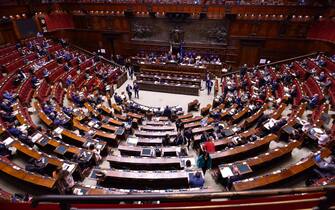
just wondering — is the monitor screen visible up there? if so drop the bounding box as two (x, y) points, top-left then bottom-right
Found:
(236, 163), (252, 174)
(54, 145), (67, 155)
(141, 148), (152, 156)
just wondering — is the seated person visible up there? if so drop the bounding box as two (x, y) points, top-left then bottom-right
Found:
(25, 157), (48, 175)
(320, 77), (332, 89)
(64, 63), (70, 71)
(316, 132), (330, 147)
(317, 72), (326, 82)
(7, 125), (34, 147)
(14, 70), (27, 85)
(65, 75), (74, 87)
(43, 68), (50, 80)
(62, 107), (73, 117)
(0, 110), (15, 123)
(189, 171), (205, 188)
(3, 91), (16, 103)
(306, 94), (319, 109)
(163, 106), (172, 118)
(314, 155), (335, 178)
(202, 137), (216, 154)
(270, 118), (287, 133)
(89, 144), (102, 163)
(249, 134), (259, 142)
(0, 142), (15, 158)
(113, 93), (122, 105)
(31, 76), (40, 89)
(162, 134), (171, 146)
(53, 167), (75, 194)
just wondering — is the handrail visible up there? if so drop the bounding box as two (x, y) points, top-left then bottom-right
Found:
(68, 43), (123, 68)
(45, 34), (122, 68)
(31, 185), (335, 207)
(221, 51), (320, 77)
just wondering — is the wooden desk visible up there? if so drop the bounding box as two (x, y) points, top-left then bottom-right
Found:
(200, 104), (211, 116)
(73, 185), (218, 195)
(136, 80), (199, 96)
(210, 134), (278, 166)
(0, 157), (56, 189)
(72, 120), (116, 146)
(100, 123), (118, 132)
(34, 101), (53, 127)
(139, 63), (222, 78)
(97, 104), (113, 116)
(181, 116), (202, 124)
(192, 126), (214, 135)
(271, 103), (287, 120)
(243, 105), (266, 129)
(137, 138), (163, 146)
(96, 168), (191, 189)
(84, 102), (99, 117)
(232, 148), (331, 191)
(136, 74), (201, 86)
(135, 131), (178, 138)
(105, 117), (124, 126)
(114, 114), (128, 122)
(59, 128), (87, 147)
(220, 140), (301, 179)
(231, 106), (249, 124)
(145, 121), (167, 126)
(118, 144), (180, 156)
(184, 122), (201, 130)
(177, 113), (193, 120)
(140, 125), (175, 131)
(153, 116), (169, 121)
(127, 112), (144, 122)
(106, 155), (182, 170)
(140, 68), (202, 79)
(213, 128), (258, 150)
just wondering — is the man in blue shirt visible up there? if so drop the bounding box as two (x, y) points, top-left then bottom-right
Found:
(189, 171), (205, 188)
(309, 94), (319, 109)
(8, 126), (22, 137)
(3, 91), (16, 103)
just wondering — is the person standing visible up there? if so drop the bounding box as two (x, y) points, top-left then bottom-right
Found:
(207, 79), (213, 95)
(126, 84), (133, 100)
(129, 66), (134, 80)
(196, 151), (212, 175)
(133, 82), (139, 98)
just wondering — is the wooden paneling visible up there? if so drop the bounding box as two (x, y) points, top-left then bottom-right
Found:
(49, 10), (335, 67)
